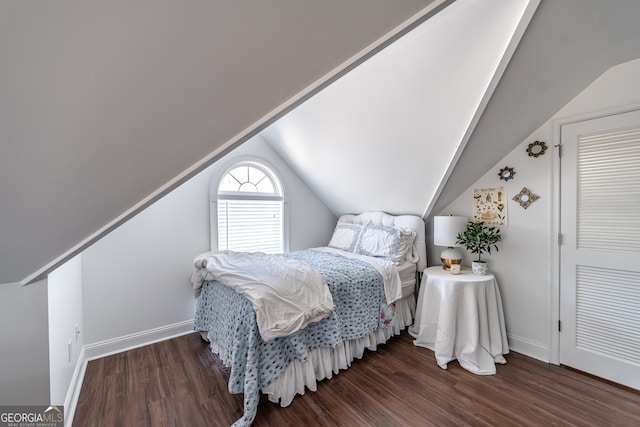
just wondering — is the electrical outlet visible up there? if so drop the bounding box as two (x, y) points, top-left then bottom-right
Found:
(68, 339), (73, 363)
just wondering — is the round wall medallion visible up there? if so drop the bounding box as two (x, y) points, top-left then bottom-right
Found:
(526, 140), (547, 157)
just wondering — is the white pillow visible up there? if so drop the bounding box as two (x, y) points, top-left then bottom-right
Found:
(328, 223), (363, 252)
(400, 228), (418, 263)
(354, 225), (416, 264)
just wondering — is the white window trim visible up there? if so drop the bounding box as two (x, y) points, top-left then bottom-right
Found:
(209, 157), (289, 253)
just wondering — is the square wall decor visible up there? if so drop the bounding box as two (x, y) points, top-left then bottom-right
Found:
(473, 186), (507, 226)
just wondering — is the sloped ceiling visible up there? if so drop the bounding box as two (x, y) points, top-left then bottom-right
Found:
(431, 0), (640, 216)
(262, 0), (537, 217)
(5, 0), (640, 286)
(0, 0), (445, 284)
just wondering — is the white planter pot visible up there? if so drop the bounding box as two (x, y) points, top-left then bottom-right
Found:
(472, 261), (488, 275)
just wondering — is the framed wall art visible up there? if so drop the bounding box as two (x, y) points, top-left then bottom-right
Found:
(473, 186), (507, 226)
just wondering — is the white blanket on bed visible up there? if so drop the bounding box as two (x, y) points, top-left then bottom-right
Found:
(192, 251), (334, 342)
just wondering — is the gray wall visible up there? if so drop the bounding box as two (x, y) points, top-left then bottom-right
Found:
(0, 280), (50, 405)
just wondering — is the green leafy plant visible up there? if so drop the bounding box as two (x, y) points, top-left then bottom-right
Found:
(456, 221), (502, 262)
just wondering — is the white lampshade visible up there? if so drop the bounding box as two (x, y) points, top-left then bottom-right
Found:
(434, 215), (467, 247)
(434, 215), (467, 270)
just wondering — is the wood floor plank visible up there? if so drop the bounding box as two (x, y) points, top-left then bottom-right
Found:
(73, 331), (640, 426)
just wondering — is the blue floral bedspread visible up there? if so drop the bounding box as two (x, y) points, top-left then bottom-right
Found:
(193, 249), (394, 426)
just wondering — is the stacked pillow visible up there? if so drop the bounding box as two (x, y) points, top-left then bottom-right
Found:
(327, 223), (364, 252)
(328, 222), (417, 264)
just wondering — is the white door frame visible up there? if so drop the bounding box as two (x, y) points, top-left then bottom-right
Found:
(549, 101), (640, 365)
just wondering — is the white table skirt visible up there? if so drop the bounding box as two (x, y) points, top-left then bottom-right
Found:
(409, 266), (509, 375)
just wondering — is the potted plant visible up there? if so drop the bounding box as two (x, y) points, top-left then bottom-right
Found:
(456, 221), (502, 275)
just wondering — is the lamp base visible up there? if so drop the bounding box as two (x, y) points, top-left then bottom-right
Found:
(440, 247), (463, 271)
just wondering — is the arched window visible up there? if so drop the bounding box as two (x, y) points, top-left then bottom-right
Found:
(216, 161), (284, 253)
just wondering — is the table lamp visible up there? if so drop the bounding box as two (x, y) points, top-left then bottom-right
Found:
(434, 215), (467, 270)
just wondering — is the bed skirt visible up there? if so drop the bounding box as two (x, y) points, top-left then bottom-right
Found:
(260, 293), (415, 406)
(202, 293), (415, 409)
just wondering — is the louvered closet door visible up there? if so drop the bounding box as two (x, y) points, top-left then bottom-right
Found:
(560, 109), (640, 390)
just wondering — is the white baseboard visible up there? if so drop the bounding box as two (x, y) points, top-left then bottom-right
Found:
(64, 347), (86, 427)
(508, 333), (549, 363)
(84, 319), (195, 361)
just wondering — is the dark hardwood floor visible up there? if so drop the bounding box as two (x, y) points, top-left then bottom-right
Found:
(74, 331), (640, 426)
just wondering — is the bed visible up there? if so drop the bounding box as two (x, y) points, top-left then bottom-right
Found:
(191, 211), (426, 426)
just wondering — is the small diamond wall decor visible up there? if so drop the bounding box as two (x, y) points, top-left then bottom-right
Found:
(498, 166), (516, 181)
(513, 187), (540, 209)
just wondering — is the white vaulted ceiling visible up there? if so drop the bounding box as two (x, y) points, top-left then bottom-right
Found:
(262, 0), (535, 217)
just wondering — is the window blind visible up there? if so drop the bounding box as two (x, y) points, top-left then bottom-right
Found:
(217, 199), (283, 253)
